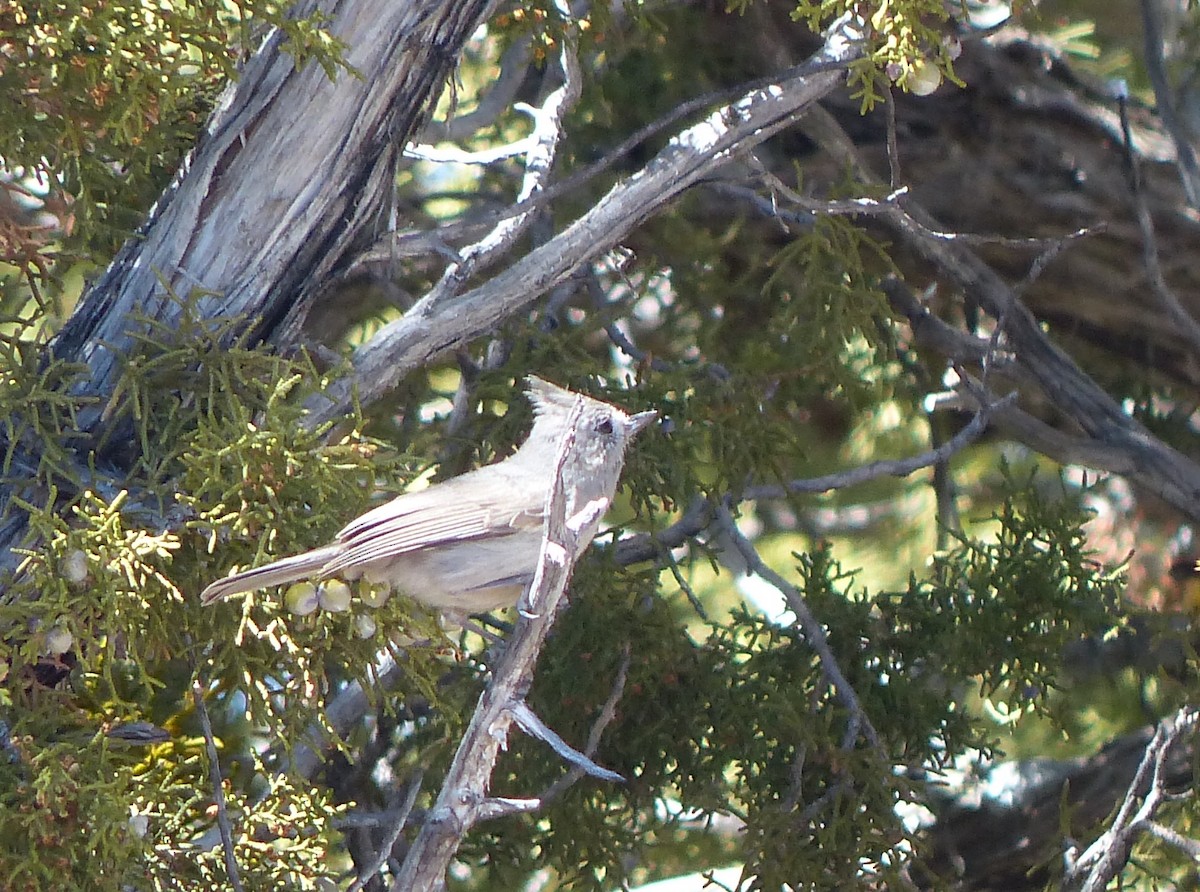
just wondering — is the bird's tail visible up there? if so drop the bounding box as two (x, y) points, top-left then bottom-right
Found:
(200, 545), (342, 605)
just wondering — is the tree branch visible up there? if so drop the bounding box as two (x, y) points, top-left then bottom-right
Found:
(714, 502), (880, 751)
(347, 768), (424, 892)
(1114, 81), (1200, 354)
(801, 104), (1200, 522)
(308, 13), (867, 424)
(1065, 706), (1200, 892)
(192, 674), (243, 892)
(1136, 0), (1200, 207)
(421, 20), (583, 306)
(743, 392), (1015, 499)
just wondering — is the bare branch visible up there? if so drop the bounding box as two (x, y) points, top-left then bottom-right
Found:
(422, 31), (583, 303)
(954, 373), (1139, 473)
(473, 797), (543, 821)
(743, 392), (1016, 499)
(1137, 0), (1200, 207)
(1114, 82), (1200, 354)
(1142, 820), (1200, 860)
(308, 14), (866, 424)
(404, 138), (540, 165)
(538, 643), (633, 804)
(347, 769), (424, 892)
(510, 701), (624, 783)
(391, 397), (592, 891)
(714, 502), (880, 751)
(192, 676), (244, 892)
(415, 36), (535, 144)
(1065, 706), (1200, 892)
(801, 104), (1200, 521)
(613, 497), (717, 567)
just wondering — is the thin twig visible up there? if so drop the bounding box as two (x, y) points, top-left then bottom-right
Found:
(192, 677), (244, 892)
(748, 161), (1102, 250)
(927, 409), (962, 543)
(422, 25), (583, 308)
(663, 554), (709, 621)
(1137, 0), (1200, 207)
(884, 85), (902, 188)
(1065, 706), (1200, 891)
(583, 272), (675, 374)
(714, 502), (880, 750)
(390, 395), (590, 891)
(743, 392), (1015, 499)
(1114, 81), (1200, 354)
(539, 643), (633, 804)
(510, 701), (624, 782)
(347, 768), (425, 892)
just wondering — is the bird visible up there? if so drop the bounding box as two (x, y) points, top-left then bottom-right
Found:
(200, 376), (657, 612)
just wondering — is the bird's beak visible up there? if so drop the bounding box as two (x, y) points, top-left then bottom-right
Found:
(629, 410), (658, 436)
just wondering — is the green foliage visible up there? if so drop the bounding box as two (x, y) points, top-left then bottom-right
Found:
(0, 339), (93, 490)
(0, 303), (474, 888)
(760, 213), (895, 404)
(0, 739), (149, 892)
(0, 1), (1180, 888)
(0, 736), (342, 891)
(918, 473), (1122, 702)
(566, 195), (904, 513)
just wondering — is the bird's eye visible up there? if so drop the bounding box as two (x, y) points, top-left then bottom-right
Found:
(597, 417), (614, 435)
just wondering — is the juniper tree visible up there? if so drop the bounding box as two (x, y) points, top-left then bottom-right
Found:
(1, 2), (1197, 890)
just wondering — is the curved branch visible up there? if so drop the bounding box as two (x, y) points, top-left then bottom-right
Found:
(391, 398), (592, 891)
(308, 13), (867, 424)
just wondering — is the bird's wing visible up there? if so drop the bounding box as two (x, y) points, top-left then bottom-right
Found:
(323, 470), (542, 574)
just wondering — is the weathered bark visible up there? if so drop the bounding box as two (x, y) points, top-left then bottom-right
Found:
(0, 0), (494, 574)
(49, 0), (493, 454)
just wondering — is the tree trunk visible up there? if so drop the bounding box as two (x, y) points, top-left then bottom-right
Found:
(50, 0), (492, 454)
